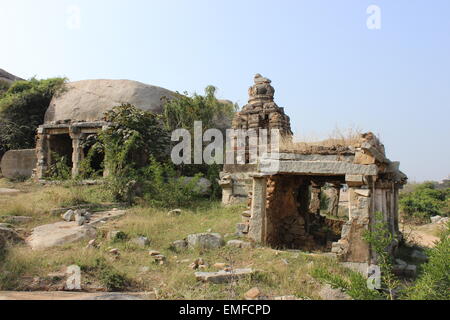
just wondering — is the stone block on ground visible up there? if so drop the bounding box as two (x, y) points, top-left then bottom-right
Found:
(187, 233), (225, 250)
(195, 268), (254, 284)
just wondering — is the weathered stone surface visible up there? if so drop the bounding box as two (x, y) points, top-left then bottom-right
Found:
(195, 268), (254, 284)
(171, 240), (188, 252)
(0, 188), (21, 195)
(0, 226), (23, 244)
(187, 233), (225, 250)
(132, 236), (150, 247)
(431, 216), (443, 224)
(0, 291), (154, 300)
(318, 284), (351, 300)
(0, 149), (36, 179)
(62, 210), (75, 222)
(0, 68), (23, 83)
(44, 79), (176, 123)
(27, 210), (126, 250)
(411, 250), (428, 262)
(244, 287), (262, 300)
(167, 209), (182, 217)
(260, 160), (378, 176)
(226, 240), (253, 249)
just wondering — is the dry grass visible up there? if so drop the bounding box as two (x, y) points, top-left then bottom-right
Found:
(280, 126), (364, 154)
(0, 181), (349, 299)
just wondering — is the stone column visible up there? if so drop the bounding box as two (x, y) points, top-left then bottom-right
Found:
(35, 128), (49, 180)
(329, 182), (341, 217)
(309, 181), (323, 215)
(248, 175), (267, 243)
(70, 129), (83, 178)
(219, 174), (233, 205)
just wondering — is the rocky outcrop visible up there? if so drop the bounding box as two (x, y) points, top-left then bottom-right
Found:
(0, 68), (23, 83)
(44, 79), (177, 123)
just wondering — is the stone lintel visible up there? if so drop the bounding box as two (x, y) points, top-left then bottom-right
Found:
(259, 160), (378, 176)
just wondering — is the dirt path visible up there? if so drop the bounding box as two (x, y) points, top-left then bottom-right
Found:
(402, 224), (441, 248)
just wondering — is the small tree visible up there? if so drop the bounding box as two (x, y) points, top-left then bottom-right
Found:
(363, 212), (400, 300)
(0, 77), (66, 155)
(98, 104), (170, 203)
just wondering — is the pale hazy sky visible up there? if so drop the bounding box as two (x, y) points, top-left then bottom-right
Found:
(1, 0), (449, 182)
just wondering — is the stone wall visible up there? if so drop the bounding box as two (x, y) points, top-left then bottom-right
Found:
(0, 149), (37, 179)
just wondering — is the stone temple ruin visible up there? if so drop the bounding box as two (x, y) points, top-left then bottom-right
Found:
(220, 74), (407, 265)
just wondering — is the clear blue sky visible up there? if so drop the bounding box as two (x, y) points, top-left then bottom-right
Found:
(1, 0), (449, 182)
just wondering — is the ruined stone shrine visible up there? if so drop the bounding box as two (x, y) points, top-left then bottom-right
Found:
(220, 74), (407, 266)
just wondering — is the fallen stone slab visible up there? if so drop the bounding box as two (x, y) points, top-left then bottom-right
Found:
(0, 291), (155, 300)
(226, 240), (254, 249)
(0, 188), (21, 195)
(26, 210), (126, 250)
(195, 268), (254, 284)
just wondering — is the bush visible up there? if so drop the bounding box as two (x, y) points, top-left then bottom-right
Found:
(98, 104), (170, 203)
(363, 212), (400, 300)
(0, 77), (66, 155)
(400, 182), (449, 222)
(311, 267), (383, 300)
(405, 222), (450, 300)
(141, 158), (203, 208)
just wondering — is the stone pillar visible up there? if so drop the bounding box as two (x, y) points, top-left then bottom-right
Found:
(70, 129), (83, 178)
(219, 174), (233, 205)
(309, 181), (323, 215)
(35, 128), (49, 180)
(332, 182), (371, 263)
(248, 175), (267, 243)
(329, 183), (341, 217)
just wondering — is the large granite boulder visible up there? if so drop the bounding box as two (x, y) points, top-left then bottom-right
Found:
(44, 79), (177, 123)
(0, 68), (23, 83)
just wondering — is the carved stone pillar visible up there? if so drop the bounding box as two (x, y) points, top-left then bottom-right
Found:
(70, 129), (83, 178)
(248, 175), (267, 243)
(329, 182), (341, 217)
(309, 181), (323, 215)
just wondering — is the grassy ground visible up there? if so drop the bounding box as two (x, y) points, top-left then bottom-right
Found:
(0, 178), (357, 300)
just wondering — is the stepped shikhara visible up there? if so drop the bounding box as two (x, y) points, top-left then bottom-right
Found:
(232, 73), (292, 137)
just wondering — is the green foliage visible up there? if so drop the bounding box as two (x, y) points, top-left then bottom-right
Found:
(142, 158), (204, 208)
(0, 80), (10, 97)
(363, 212), (400, 300)
(400, 182), (449, 222)
(405, 222), (450, 300)
(161, 86), (237, 199)
(80, 257), (129, 292)
(311, 267), (383, 300)
(98, 104), (170, 203)
(46, 152), (72, 181)
(0, 78), (66, 155)
(162, 85), (236, 133)
(320, 192), (330, 211)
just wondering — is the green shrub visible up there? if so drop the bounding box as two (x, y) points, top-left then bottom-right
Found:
(311, 267), (383, 300)
(400, 182), (449, 222)
(98, 104), (170, 203)
(405, 222), (450, 300)
(363, 212), (400, 300)
(46, 152), (72, 181)
(142, 158), (203, 208)
(0, 78), (66, 155)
